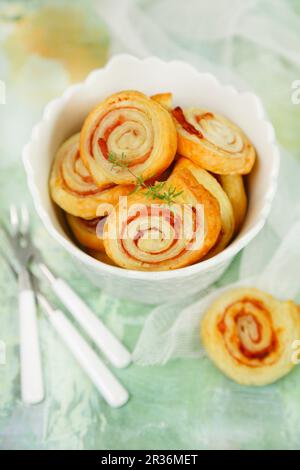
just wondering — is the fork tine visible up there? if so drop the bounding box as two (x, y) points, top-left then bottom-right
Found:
(9, 204), (19, 236)
(21, 204), (29, 235)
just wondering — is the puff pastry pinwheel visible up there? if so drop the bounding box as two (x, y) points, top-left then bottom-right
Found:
(80, 90), (177, 186)
(103, 169), (221, 271)
(49, 89), (257, 270)
(174, 158), (234, 255)
(66, 213), (105, 252)
(151, 92), (173, 110)
(217, 174), (247, 234)
(172, 107), (256, 175)
(201, 287), (300, 386)
(49, 134), (133, 219)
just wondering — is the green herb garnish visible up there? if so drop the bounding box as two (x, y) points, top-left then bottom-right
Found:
(108, 152), (183, 205)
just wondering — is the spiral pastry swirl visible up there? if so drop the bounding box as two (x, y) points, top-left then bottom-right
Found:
(50, 134), (133, 219)
(80, 90), (177, 185)
(201, 288), (300, 386)
(66, 213), (105, 252)
(151, 92), (173, 110)
(217, 174), (247, 234)
(172, 107), (256, 175)
(174, 157), (235, 256)
(103, 169), (221, 271)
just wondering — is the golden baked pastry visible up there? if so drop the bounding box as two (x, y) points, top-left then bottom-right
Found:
(80, 90), (177, 185)
(217, 174), (247, 234)
(172, 107), (256, 175)
(174, 157), (234, 255)
(66, 213), (105, 252)
(151, 92), (173, 110)
(103, 169), (221, 271)
(49, 134), (133, 219)
(49, 89), (257, 271)
(87, 249), (117, 266)
(201, 287), (300, 386)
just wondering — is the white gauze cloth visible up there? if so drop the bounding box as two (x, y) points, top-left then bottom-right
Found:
(133, 217), (300, 366)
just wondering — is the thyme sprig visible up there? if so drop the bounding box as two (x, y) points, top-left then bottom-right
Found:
(108, 152), (183, 205)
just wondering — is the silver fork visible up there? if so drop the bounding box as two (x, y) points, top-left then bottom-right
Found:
(2, 206), (131, 369)
(5, 204), (44, 404)
(1, 250), (129, 408)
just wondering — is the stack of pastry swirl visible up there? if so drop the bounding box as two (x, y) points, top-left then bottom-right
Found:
(50, 90), (256, 271)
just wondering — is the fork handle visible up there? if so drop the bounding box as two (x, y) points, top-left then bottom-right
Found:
(19, 269), (44, 405)
(48, 307), (129, 408)
(51, 278), (131, 368)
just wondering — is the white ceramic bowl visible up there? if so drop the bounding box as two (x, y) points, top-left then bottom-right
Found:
(23, 54), (279, 304)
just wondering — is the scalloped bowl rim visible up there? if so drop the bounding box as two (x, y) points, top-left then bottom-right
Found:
(23, 54), (280, 281)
